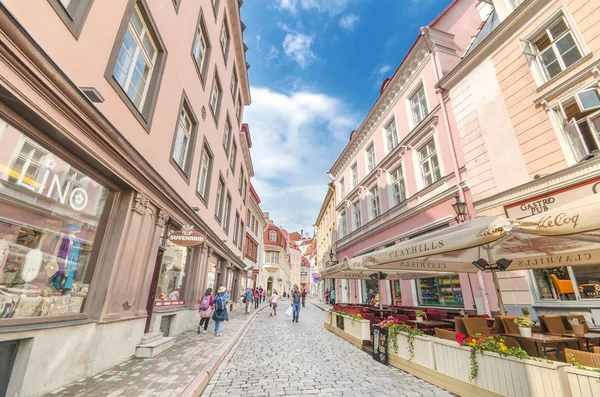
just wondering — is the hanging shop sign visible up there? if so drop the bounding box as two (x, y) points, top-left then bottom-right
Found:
(252, 269), (260, 275)
(505, 177), (600, 219)
(168, 225), (205, 247)
(373, 325), (389, 365)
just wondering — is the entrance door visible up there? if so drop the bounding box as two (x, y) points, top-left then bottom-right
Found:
(0, 340), (19, 396)
(145, 248), (165, 332)
(267, 277), (273, 294)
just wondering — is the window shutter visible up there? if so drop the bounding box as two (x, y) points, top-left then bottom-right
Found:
(564, 118), (588, 162)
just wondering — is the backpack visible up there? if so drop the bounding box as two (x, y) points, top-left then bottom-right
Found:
(214, 294), (225, 311)
(199, 295), (211, 311)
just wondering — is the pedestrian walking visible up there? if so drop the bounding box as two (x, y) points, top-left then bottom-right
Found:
(291, 286), (302, 322)
(212, 286), (229, 337)
(197, 288), (213, 334)
(244, 287), (254, 314)
(254, 288), (260, 309)
(262, 287), (267, 302)
(325, 288), (329, 304)
(269, 289), (279, 316)
(301, 288), (307, 307)
(329, 288), (336, 305)
(259, 288), (263, 303)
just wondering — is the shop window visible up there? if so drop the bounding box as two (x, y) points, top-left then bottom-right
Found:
(206, 254), (217, 290)
(361, 279), (378, 303)
(531, 265), (600, 301)
(416, 275), (464, 307)
(155, 233), (189, 303)
(48, 0), (94, 39)
(192, 10), (211, 85)
(393, 280), (402, 303)
(106, 1), (166, 130)
(418, 139), (441, 187)
(410, 84), (429, 127)
(0, 120), (109, 319)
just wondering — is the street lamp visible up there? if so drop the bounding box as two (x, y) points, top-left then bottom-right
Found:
(451, 193), (468, 223)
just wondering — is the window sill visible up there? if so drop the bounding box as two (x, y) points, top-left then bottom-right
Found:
(0, 314), (92, 332)
(535, 52), (594, 93)
(532, 300), (600, 309)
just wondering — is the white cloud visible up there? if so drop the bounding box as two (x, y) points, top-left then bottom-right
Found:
(339, 14), (359, 30)
(282, 32), (315, 68)
(267, 45), (280, 61)
(371, 63), (394, 88)
(276, 0), (352, 16)
(244, 87), (359, 232)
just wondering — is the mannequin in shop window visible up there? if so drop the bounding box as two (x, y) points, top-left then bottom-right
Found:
(50, 224), (81, 293)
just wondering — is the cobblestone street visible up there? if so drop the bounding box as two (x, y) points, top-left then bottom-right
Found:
(202, 299), (454, 397)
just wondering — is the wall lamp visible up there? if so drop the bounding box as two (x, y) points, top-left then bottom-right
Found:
(472, 258), (512, 271)
(451, 193), (468, 223)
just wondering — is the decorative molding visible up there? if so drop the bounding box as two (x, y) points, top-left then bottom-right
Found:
(592, 67), (600, 79)
(534, 56), (600, 105)
(156, 209), (169, 227)
(132, 191), (149, 214)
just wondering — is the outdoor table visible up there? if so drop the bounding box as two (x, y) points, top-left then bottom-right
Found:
(502, 333), (578, 360)
(554, 333), (600, 352)
(407, 320), (449, 335)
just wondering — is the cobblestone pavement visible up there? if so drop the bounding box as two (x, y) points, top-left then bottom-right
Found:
(202, 298), (454, 397)
(46, 304), (264, 397)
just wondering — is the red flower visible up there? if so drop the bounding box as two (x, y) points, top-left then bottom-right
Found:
(455, 333), (466, 344)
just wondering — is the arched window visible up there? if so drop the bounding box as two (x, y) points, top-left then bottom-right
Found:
(269, 230), (276, 242)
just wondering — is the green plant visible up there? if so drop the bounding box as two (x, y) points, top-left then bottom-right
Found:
(521, 307), (530, 316)
(415, 309), (424, 318)
(377, 317), (423, 360)
(569, 354), (600, 376)
(542, 267), (568, 279)
(513, 316), (534, 328)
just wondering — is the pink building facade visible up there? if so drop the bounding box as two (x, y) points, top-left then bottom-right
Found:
(329, 0), (499, 314)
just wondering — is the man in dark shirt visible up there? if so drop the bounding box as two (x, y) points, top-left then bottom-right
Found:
(291, 286), (302, 323)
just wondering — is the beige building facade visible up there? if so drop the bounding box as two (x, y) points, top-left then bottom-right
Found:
(440, 0), (600, 321)
(314, 183), (336, 301)
(0, 0), (254, 395)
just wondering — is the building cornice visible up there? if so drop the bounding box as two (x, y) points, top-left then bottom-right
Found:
(314, 183), (334, 227)
(329, 38), (431, 177)
(437, 0), (552, 90)
(239, 128), (254, 177)
(227, 0), (251, 106)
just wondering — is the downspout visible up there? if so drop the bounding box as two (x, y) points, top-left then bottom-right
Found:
(420, 27), (493, 317)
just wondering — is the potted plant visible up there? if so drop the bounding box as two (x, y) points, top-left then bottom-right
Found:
(415, 309), (424, 322)
(514, 316), (534, 337)
(521, 307), (530, 318)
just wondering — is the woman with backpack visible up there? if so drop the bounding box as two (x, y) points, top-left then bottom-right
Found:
(212, 286), (229, 337)
(197, 288), (213, 334)
(253, 288), (260, 309)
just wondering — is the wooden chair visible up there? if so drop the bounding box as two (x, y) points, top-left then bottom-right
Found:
(455, 317), (467, 334)
(463, 318), (491, 338)
(541, 315), (569, 334)
(549, 274), (575, 299)
(435, 328), (457, 342)
(498, 315), (541, 358)
(562, 315), (590, 332)
(565, 348), (600, 368)
(593, 346), (600, 353)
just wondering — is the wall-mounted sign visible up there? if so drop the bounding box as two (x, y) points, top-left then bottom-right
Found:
(154, 300), (186, 307)
(252, 269), (260, 275)
(168, 225), (205, 247)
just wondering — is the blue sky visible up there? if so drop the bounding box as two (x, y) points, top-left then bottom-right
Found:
(240, 0), (452, 234)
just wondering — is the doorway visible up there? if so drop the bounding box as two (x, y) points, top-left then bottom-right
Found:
(145, 247), (165, 332)
(267, 277), (273, 294)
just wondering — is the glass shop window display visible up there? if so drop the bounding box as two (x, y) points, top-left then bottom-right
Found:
(0, 118), (109, 319)
(155, 228), (190, 303)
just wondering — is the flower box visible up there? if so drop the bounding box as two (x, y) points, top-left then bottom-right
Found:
(391, 331), (435, 369)
(565, 366), (600, 396)
(342, 315), (371, 341)
(323, 312), (370, 347)
(432, 338), (570, 397)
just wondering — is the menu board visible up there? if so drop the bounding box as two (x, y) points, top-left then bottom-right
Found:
(373, 326), (388, 365)
(336, 314), (344, 330)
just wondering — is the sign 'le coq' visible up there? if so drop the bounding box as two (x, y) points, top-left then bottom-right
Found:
(168, 225), (205, 247)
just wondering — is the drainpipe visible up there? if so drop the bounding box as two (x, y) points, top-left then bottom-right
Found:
(420, 26), (493, 317)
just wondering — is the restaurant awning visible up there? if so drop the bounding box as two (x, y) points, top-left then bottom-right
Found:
(321, 257), (454, 280)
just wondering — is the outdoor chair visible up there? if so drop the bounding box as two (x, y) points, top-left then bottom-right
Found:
(426, 312), (444, 321)
(455, 317), (468, 335)
(541, 315), (569, 334)
(463, 318), (491, 338)
(499, 315), (541, 358)
(435, 328), (457, 342)
(593, 346), (600, 353)
(562, 315), (590, 332)
(564, 348), (600, 368)
(549, 274), (575, 300)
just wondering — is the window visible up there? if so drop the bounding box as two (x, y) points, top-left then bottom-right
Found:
(352, 201), (361, 230)
(223, 118), (232, 155)
(48, 0), (94, 39)
(231, 69), (238, 98)
(384, 118), (399, 152)
(192, 12), (211, 84)
(339, 178), (345, 200)
(269, 230), (277, 242)
(170, 99), (197, 178)
(238, 167), (245, 194)
(416, 275), (464, 307)
(197, 145), (213, 201)
(220, 18), (230, 59)
(365, 143), (376, 173)
(410, 85), (429, 126)
(238, 221), (244, 249)
(247, 209), (251, 224)
(209, 74), (222, 121)
(233, 212), (240, 245)
(522, 15), (583, 83)
(351, 163), (358, 188)
(267, 251), (280, 263)
(230, 140), (237, 172)
(419, 139), (441, 187)
(245, 237), (258, 262)
(531, 265), (600, 301)
(7, 140), (49, 185)
(369, 186), (381, 219)
(242, 179), (248, 202)
(236, 95), (242, 123)
(390, 166), (407, 205)
(340, 211), (347, 238)
(157, 226), (191, 304)
(223, 193), (232, 232)
(214, 178), (225, 221)
(212, 0), (220, 16)
(112, 5), (158, 113)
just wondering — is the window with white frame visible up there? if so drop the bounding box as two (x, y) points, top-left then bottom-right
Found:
(352, 200), (361, 230)
(390, 166), (407, 205)
(365, 143), (376, 173)
(215, 178), (225, 221)
(384, 118), (399, 152)
(223, 192), (232, 232)
(233, 212), (240, 244)
(340, 210), (347, 238)
(209, 74), (222, 118)
(231, 69), (238, 98)
(230, 140), (237, 172)
(171, 107), (193, 171)
(410, 84), (429, 126)
(369, 185), (381, 219)
(197, 145), (213, 200)
(238, 221), (244, 249)
(236, 95), (242, 123)
(223, 118), (232, 155)
(269, 230), (277, 242)
(350, 163), (358, 188)
(418, 139), (441, 187)
(192, 17), (210, 81)
(551, 86), (600, 163)
(521, 13), (585, 84)
(339, 178), (345, 200)
(239, 167), (245, 193)
(212, 0), (219, 14)
(220, 18), (229, 57)
(113, 5), (158, 111)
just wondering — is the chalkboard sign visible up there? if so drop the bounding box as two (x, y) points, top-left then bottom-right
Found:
(373, 326), (388, 365)
(336, 315), (344, 330)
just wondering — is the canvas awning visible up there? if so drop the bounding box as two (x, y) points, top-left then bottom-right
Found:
(321, 257), (454, 280)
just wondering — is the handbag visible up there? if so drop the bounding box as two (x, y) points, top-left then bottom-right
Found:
(285, 306), (293, 317)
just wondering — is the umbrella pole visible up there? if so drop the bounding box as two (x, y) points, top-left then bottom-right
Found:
(491, 270), (506, 316)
